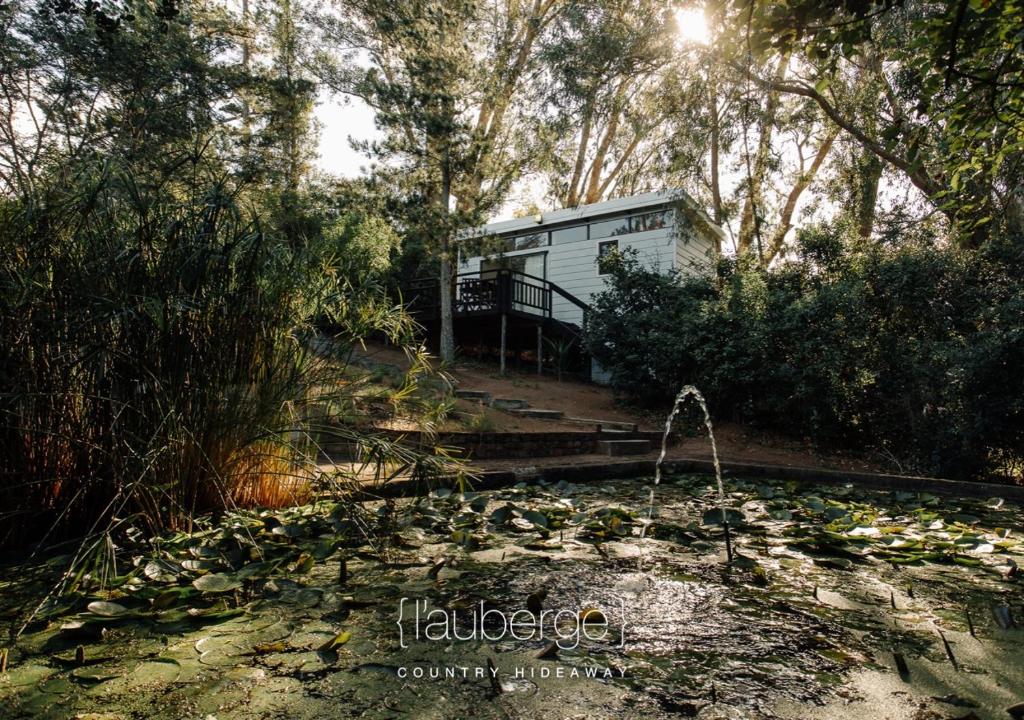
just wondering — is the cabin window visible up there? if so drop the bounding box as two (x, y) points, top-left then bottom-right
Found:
(596, 240), (619, 275)
(550, 225), (588, 244)
(481, 252), (546, 280)
(513, 232), (547, 250)
(589, 216), (630, 239)
(631, 210), (670, 232)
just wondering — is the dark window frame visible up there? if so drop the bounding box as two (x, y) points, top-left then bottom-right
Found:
(596, 239), (619, 276)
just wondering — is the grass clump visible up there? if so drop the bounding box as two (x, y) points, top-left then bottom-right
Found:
(0, 165), (454, 555)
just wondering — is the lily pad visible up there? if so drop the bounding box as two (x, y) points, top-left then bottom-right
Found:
(87, 601), (129, 617)
(192, 573), (242, 593)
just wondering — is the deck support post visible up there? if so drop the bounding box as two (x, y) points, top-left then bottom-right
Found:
(500, 313), (507, 375)
(536, 325), (543, 375)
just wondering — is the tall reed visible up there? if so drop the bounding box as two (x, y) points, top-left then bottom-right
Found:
(0, 164), (447, 551)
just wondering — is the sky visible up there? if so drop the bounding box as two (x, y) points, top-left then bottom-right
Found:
(314, 90), (379, 179)
(312, 90), (544, 222)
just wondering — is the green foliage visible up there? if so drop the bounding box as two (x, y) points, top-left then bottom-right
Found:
(585, 236), (1024, 480)
(735, 0), (1024, 242)
(0, 165), (448, 550)
(323, 213), (401, 278)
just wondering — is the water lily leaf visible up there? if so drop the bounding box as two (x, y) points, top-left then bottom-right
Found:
(143, 560), (180, 583)
(452, 512), (480, 528)
(87, 601), (128, 617)
(195, 636), (241, 667)
(248, 641), (288, 655)
(953, 556), (982, 567)
(181, 559), (218, 572)
(701, 508), (745, 526)
(192, 573), (242, 593)
(805, 498), (826, 512)
(70, 666), (120, 685)
(466, 496), (488, 513)
(186, 606), (245, 622)
(291, 553), (315, 574)
(951, 514), (981, 525)
(151, 588), (188, 610)
(579, 607), (605, 624)
(488, 505), (514, 524)
(521, 510), (549, 529)
(129, 659), (181, 686)
(312, 540), (339, 560)
(317, 631), (352, 652)
(5, 663), (55, 687)
(237, 560), (281, 579)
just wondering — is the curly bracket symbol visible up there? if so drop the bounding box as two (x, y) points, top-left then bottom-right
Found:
(397, 597), (408, 649)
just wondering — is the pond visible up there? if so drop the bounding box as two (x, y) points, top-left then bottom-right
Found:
(1, 474), (1022, 719)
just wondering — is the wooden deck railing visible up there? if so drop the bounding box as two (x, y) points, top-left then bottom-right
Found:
(409, 270), (588, 321)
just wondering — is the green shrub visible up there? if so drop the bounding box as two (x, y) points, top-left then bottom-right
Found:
(584, 232), (1024, 481)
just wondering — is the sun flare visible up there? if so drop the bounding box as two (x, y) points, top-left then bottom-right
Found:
(675, 6), (710, 46)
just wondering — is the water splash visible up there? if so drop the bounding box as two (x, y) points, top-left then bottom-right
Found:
(640, 385), (733, 562)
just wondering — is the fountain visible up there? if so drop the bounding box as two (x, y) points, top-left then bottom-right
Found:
(640, 384), (733, 563)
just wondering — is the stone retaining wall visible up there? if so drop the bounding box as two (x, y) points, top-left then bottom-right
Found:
(320, 429), (667, 461)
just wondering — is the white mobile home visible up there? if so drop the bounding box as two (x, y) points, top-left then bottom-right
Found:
(416, 188), (723, 380)
(458, 189), (723, 330)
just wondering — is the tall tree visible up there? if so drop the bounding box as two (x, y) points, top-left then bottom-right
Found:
(325, 0), (478, 362)
(735, 50), (791, 258)
(539, 0), (677, 207)
(732, 0), (1024, 243)
(0, 0), (237, 196)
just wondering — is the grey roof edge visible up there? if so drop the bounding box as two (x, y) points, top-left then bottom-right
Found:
(459, 188), (725, 244)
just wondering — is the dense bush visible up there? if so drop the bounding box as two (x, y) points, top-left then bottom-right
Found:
(0, 166), (444, 551)
(584, 232), (1024, 481)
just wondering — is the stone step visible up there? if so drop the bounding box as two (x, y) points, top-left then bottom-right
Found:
(598, 439), (651, 456)
(510, 408), (564, 420)
(492, 398), (529, 411)
(564, 416), (639, 432)
(454, 389), (492, 403)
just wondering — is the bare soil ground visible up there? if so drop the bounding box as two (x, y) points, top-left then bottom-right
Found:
(352, 341), (886, 475)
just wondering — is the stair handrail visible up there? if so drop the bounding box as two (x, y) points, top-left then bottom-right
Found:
(492, 270), (590, 313)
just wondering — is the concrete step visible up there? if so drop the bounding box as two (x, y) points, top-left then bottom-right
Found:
(510, 408), (564, 420)
(492, 398), (529, 411)
(454, 389), (492, 403)
(598, 439), (651, 456)
(564, 416), (639, 432)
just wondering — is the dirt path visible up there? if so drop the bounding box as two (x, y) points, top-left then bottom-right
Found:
(353, 342), (886, 475)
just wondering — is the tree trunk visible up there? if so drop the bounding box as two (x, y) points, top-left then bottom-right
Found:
(439, 149), (455, 363)
(566, 95), (595, 206)
(241, 0), (251, 132)
(738, 52), (790, 258)
(583, 80), (628, 204)
(708, 73), (723, 253)
(764, 126), (838, 263)
(855, 150), (884, 239)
